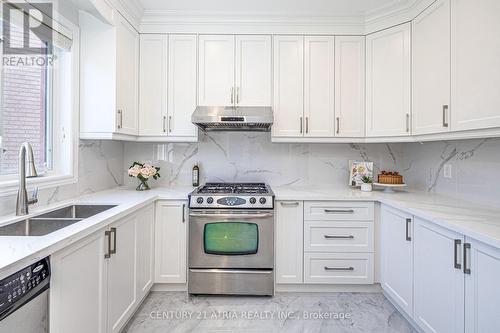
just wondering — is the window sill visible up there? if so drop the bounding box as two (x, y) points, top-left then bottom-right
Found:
(0, 174), (78, 198)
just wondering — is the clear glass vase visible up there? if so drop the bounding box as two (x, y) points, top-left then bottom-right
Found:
(136, 179), (150, 191)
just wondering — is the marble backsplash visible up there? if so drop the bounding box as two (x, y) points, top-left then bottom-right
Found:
(403, 138), (500, 208)
(0, 140), (124, 216)
(123, 132), (407, 188)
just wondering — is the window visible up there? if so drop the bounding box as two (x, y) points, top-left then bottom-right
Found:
(0, 3), (77, 193)
(0, 28), (53, 176)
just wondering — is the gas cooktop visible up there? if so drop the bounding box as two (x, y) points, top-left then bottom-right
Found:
(189, 183), (274, 209)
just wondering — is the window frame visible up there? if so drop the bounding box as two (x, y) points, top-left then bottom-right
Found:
(0, 13), (79, 197)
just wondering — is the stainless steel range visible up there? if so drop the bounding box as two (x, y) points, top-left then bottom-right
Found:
(188, 183), (274, 296)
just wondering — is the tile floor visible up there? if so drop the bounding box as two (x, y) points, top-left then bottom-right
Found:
(123, 292), (417, 333)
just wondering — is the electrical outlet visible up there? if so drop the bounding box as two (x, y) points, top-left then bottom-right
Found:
(444, 164), (452, 179)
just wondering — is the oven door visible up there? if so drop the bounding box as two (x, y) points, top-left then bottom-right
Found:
(189, 210), (274, 269)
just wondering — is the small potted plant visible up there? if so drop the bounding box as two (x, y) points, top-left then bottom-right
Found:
(128, 162), (161, 191)
(360, 175), (373, 192)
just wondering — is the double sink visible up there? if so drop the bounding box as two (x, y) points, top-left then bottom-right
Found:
(0, 204), (116, 237)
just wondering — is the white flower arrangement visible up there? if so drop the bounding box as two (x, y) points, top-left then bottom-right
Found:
(128, 162), (160, 190)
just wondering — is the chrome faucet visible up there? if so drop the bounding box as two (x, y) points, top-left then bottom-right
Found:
(16, 142), (39, 216)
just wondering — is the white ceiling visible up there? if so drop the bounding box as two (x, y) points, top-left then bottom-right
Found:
(138, 0), (408, 16)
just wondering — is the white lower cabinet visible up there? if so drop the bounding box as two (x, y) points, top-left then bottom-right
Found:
(380, 205), (413, 316)
(135, 205), (155, 301)
(275, 201), (304, 284)
(155, 201), (187, 283)
(465, 238), (500, 333)
(50, 205), (155, 333)
(413, 217), (465, 333)
(50, 230), (108, 333)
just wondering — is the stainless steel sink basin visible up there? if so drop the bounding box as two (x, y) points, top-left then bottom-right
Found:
(0, 204), (117, 237)
(35, 204), (117, 219)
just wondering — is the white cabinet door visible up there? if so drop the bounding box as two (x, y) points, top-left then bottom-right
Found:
(168, 35), (198, 138)
(107, 214), (137, 333)
(115, 14), (139, 135)
(235, 35), (272, 107)
(273, 36), (304, 137)
(136, 204), (155, 301)
(198, 35), (235, 106)
(451, 0), (500, 131)
(50, 231), (107, 333)
(366, 23), (411, 137)
(275, 201), (304, 284)
(465, 238), (500, 333)
(413, 0), (451, 135)
(155, 201), (187, 283)
(139, 34), (167, 136)
(304, 36), (335, 137)
(334, 36), (365, 138)
(414, 217), (465, 333)
(380, 205), (413, 316)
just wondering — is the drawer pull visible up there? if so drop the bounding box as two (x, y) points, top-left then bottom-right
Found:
(280, 202), (300, 207)
(324, 235), (354, 239)
(324, 209), (355, 214)
(324, 266), (354, 271)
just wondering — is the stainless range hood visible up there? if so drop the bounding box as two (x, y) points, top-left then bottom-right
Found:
(191, 106), (274, 132)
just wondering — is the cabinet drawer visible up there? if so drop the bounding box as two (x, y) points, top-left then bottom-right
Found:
(304, 201), (374, 221)
(304, 221), (373, 253)
(304, 253), (374, 284)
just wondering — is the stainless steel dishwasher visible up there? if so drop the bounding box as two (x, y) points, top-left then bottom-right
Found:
(0, 257), (50, 333)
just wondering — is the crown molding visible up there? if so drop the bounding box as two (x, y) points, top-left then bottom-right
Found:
(110, 0), (144, 30)
(139, 0), (430, 35)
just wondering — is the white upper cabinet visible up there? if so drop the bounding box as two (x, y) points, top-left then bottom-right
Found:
(273, 36), (305, 137)
(304, 36), (336, 137)
(139, 35), (167, 136)
(335, 36), (366, 137)
(413, 217), (465, 333)
(79, 10), (139, 138)
(451, 0), (500, 131)
(235, 35), (272, 106)
(139, 34), (198, 140)
(366, 23), (411, 137)
(198, 35), (235, 106)
(167, 35), (198, 138)
(413, 0), (451, 135)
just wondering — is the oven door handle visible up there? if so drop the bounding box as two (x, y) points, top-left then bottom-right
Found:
(189, 269), (272, 275)
(189, 212), (274, 219)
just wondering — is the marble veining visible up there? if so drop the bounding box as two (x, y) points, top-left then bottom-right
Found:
(123, 292), (417, 333)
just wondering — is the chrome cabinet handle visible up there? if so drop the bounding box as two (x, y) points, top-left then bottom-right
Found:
(406, 113), (410, 132)
(104, 230), (111, 259)
(454, 239), (462, 269)
(280, 202), (300, 207)
(443, 105), (449, 128)
(306, 117), (309, 134)
(464, 243), (471, 274)
(163, 116), (167, 133)
(230, 87), (234, 105)
(324, 235), (354, 239)
(300, 117), (303, 134)
(117, 110), (122, 129)
(324, 266), (354, 271)
(236, 87), (240, 105)
(336, 117), (340, 134)
(110, 227), (117, 255)
(182, 204), (186, 223)
(405, 218), (412, 241)
(169, 116), (173, 133)
(324, 209), (354, 214)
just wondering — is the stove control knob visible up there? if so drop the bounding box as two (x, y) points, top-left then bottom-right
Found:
(249, 197), (256, 204)
(196, 197), (204, 204)
(259, 197), (267, 205)
(207, 197), (214, 204)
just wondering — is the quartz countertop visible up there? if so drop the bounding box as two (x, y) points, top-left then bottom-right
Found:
(1, 184), (500, 278)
